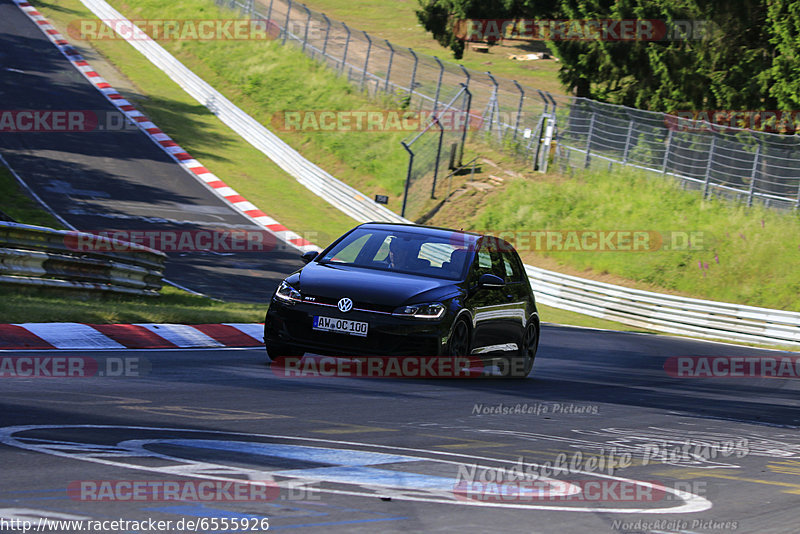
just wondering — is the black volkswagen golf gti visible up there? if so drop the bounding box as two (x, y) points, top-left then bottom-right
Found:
(264, 223), (540, 377)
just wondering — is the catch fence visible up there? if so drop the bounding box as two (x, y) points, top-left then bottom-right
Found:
(220, 0), (800, 210)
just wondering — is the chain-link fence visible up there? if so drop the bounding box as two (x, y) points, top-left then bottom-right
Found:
(400, 86), (471, 221)
(218, 0), (800, 211)
(555, 98), (800, 209)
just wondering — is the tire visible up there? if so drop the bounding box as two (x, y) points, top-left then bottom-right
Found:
(265, 342), (304, 362)
(447, 317), (472, 358)
(263, 312), (304, 362)
(501, 319), (539, 378)
(446, 317), (475, 376)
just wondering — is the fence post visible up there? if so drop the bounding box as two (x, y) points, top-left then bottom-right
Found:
(702, 135), (717, 199)
(796, 180), (800, 211)
(747, 144), (761, 207)
(361, 31), (372, 92)
(247, 0), (254, 16)
(282, 0), (292, 44)
(321, 14), (331, 56)
(267, 0), (274, 23)
(531, 90), (549, 169)
(661, 129), (673, 174)
(540, 92), (557, 173)
(401, 141), (414, 218)
(341, 23), (351, 75)
(459, 66), (471, 163)
(431, 118), (445, 198)
(408, 48), (418, 108)
(458, 84), (472, 168)
(621, 119), (634, 164)
(433, 57), (444, 114)
(384, 40), (394, 93)
(512, 80), (524, 142)
(486, 72), (500, 142)
(584, 112), (596, 168)
(301, 5), (311, 53)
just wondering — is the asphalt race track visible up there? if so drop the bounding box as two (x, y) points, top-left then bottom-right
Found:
(0, 0), (303, 302)
(1, 327), (799, 533)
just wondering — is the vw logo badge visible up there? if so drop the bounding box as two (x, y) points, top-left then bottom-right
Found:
(337, 298), (353, 313)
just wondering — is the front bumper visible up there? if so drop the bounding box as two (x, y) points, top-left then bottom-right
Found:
(265, 299), (450, 357)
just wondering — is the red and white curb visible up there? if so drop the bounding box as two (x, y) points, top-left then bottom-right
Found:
(0, 323), (264, 350)
(13, 0), (320, 254)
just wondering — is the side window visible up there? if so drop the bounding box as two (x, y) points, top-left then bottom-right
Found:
(477, 249), (492, 270)
(502, 252), (524, 282)
(469, 243), (503, 283)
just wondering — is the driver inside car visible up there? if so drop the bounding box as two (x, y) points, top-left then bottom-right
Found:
(387, 237), (430, 271)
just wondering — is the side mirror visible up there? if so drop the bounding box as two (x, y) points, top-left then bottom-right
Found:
(478, 273), (505, 288)
(301, 251), (318, 264)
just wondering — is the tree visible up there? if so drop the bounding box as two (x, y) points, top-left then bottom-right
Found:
(415, 0), (561, 60)
(768, 0), (800, 113)
(416, 0), (778, 115)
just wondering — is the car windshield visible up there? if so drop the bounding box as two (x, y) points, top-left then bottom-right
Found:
(317, 228), (472, 280)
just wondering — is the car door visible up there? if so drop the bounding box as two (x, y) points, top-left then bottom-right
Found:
(465, 239), (520, 355)
(499, 247), (530, 350)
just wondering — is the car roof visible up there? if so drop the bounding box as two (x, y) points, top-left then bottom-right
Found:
(357, 222), (483, 243)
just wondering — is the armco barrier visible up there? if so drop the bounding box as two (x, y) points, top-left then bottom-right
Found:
(0, 222), (166, 296)
(527, 266), (800, 347)
(76, 0), (800, 347)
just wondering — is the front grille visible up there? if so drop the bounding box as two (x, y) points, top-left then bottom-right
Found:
(300, 295), (395, 314)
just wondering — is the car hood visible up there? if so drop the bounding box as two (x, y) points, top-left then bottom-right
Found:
(297, 262), (459, 306)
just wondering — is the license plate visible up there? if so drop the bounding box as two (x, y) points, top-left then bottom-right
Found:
(313, 316), (368, 337)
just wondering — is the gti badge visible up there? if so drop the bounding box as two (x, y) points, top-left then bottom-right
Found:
(337, 297), (353, 313)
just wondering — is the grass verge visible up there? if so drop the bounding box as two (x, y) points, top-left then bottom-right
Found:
(0, 164), (64, 228)
(438, 165), (800, 311)
(0, 285), (264, 324)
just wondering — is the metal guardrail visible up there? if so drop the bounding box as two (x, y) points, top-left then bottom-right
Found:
(79, 0), (800, 347)
(527, 265), (800, 347)
(0, 222), (166, 296)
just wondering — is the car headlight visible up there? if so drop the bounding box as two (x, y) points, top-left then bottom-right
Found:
(392, 302), (446, 320)
(275, 280), (302, 303)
